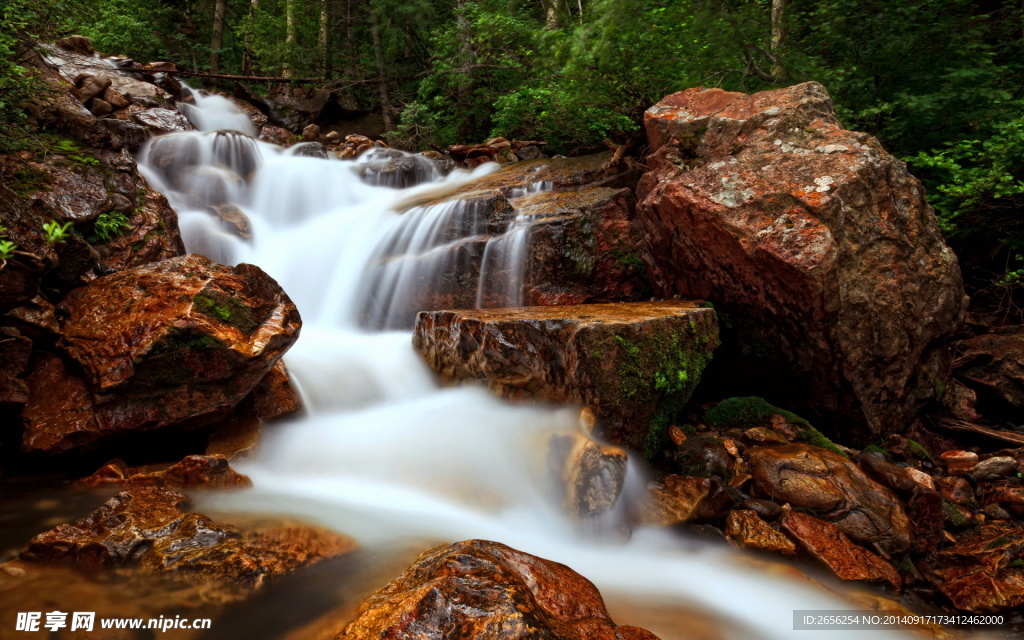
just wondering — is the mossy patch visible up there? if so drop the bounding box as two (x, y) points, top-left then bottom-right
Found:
(605, 319), (716, 459)
(192, 291), (259, 333)
(704, 396), (847, 457)
(941, 499), (974, 531)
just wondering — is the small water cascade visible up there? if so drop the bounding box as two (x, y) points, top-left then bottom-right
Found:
(134, 93), (913, 640)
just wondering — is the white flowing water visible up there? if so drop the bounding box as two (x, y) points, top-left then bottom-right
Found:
(137, 93), (912, 640)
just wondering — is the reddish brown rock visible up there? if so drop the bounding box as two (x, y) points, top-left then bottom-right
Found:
(983, 485), (1024, 518)
(936, 476), (976, 505)
(955, 329), (1024, 409)
(259, 125), (297, 146)
(549, 431), (628, 517)
(906, 489), (944, 553)
(78, 455), (252, 490)
(0, 327), (32, 405)
(748, 444), (911, 553)
(413, 301), (717, 454)
(21, 254), (301, 453)
(337, 540), (660, 640)
(780, 511), (901, 590)
(725, 509), (796, 555)
(920, 523), (1024, 612)
(638, 82), (966, 437)
(249, 360), (302, 420)
(21, 487), (354, 592)
(638, 475), (729, 526)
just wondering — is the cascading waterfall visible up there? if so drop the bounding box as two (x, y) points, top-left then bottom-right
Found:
(136, 92), (912, 640)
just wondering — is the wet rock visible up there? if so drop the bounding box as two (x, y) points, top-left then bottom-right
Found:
(955, 330), (1024, 410)
(0, 187), (58, 312)
(99, 185), (186, 270)
(356, 148), (438, 188)
(88, 97), (113, 116)
(301, 123), (321, 141)
(259, 124), (297, 146)
(549, 431), (628, 517)
(973, 456), (1017, 480)
(413, 301), (717, 454)
(337, 539), (660, 640)
(940, 450), (978, 474)
(21, 487), (354, 591)
(748, 444), (911, 553)
(906, 489), (943, 553)
(21, 254), (301, 453)
(134, 107), (193, 134)
(638, 475), (722, 526)
(920, 523), (1024, 612)
(56, 35), (94, 55)
(78, 455), (252, 490)
(638, 82), (966, 437)
(936, 476), (976, 505)
(725, 510), (797, 555)
(742, 427), (789, 446)
(857, 454), (917, 493)
(983, 486), (1024, 518)
(248, 360), (301, 420)
(739, 498), (782, 521)
(292, 142), (328, 159)
(780, 511), (901, 590)
(102, 86), (130, 110)
(208, 203), (253, 240)
(0, 327), (32, 405)
(74, 75), (112, 104)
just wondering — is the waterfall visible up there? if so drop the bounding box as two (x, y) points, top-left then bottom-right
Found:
(134, 97), (913, 640)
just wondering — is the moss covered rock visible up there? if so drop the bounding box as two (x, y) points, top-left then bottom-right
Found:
(413, 301), (718, 455)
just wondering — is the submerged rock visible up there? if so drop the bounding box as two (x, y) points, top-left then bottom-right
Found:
(21, 486), (354, 593)
(21, 254), (301, 453)
(337, 539), (660, 640)
(639, 82), (966, 438)
(413, 301), (718, 455)
(748, 444), (911, 554)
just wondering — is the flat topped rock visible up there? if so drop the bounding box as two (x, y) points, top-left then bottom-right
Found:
(413, 301), (718, 456)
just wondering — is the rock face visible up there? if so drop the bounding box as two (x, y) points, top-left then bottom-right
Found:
(638, 82), (966, 438)
(21, 254), (301, 453)
(748, 444), (911, 553)
(413, 301), (718, 455)
(21, 486), (354, 592)
(337, 540), (659, 640)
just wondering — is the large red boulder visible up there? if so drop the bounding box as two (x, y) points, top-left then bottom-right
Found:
(21, 253), (301, 453)
(638, 82), (966, 437)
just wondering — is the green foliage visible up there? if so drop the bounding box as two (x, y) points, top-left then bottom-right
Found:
(0, 224), (16, 263)
(87, 211), (131, 242)
(42, 219), (73, 244)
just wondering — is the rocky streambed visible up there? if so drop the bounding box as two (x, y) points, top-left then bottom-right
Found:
(0, 35), (1023, 640)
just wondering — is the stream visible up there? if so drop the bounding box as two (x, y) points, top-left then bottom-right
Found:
(135, 87), (912, 640)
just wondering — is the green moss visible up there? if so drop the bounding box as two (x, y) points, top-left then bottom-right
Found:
(610, 247), (645, 273)
(606, 320), (716, 459)
(861, 444), (890, 459)
(1010, 559), (1024, 569)
(192, 291), (259, 333)
(7, 168), (50, 196)
(906, 439), (932, 461)
(941, 499), (973, 531)
(705, 396), (847, 457)
(893, 556), (915, 574)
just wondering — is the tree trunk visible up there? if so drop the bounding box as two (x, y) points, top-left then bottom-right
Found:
(770, 0), (786, 75)
(283, 0), (296, 79)
(243, 0), (260, 75)
(370, 9), (394, 133)
(210, 0), (226, 74)
(319, 0), (331, 79)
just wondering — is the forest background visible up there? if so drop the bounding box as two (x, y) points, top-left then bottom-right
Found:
(2, 0), (1023, 313)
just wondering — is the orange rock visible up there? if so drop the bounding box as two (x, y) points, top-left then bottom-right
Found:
(780, 511), (901, 590)
(337, 540), (660, 640)
(639, 475), (721, 526)
(22, 254), (301, 453)
(725, 510), (796, 555)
